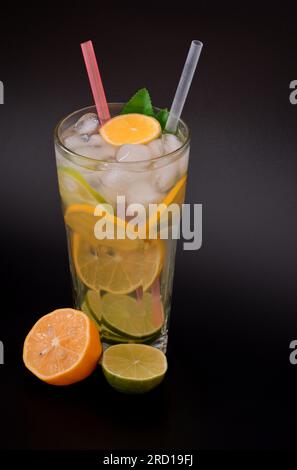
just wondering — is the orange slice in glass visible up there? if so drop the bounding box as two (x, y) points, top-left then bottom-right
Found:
(100, 113), (161, 146)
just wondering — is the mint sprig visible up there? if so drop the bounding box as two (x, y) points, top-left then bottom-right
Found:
(155, 108), (169, 130)
(121, 88), (169, 129)
(121, 88), (154, 116)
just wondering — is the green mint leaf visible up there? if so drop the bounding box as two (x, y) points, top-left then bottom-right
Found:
(122, 88), (169, 129)
(155, 108), (169, 129)
(121, 88), (154, 116)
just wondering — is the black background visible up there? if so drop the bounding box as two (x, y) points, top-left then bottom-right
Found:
(0, 1), (297, 454)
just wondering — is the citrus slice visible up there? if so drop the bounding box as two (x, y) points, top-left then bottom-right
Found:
(100, 327), (159, 345)
(81, 299), (158, 344)
(72, 234), (163, 294)
(58, 166), (105, 207)
(64, 203), (130, 247)
(101, 293), (163, 339)
(146, 175), (187, 236)
(81, 299), (127, 342)
(162, 174), (187, 207)
(64, 175), (186, 245)
(81, 300), (100, 328)
(23, 308), (102, 385)
(100, 114), (161, 146)
(86, 290), (102, 323)
(100, 326), (130, 344)
(102, 344), (167, 393)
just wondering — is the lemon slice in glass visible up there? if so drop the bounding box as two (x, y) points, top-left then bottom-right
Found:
(72, 234), (163, 295)
(58, 166), (105, 207)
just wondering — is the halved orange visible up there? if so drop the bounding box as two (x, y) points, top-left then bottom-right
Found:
(100, 113), (161, 146)
(23, 308), (102, 385)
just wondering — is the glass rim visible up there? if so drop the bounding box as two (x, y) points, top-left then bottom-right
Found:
(54, 103), (190, 169)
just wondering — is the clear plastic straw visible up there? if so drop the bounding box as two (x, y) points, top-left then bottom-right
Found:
(165, 40), (203, 133)
(81, 40), (111, 125)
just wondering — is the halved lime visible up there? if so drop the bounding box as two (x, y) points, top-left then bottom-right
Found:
(86, 290), (102, 323)
(57, 166), (105, 207)
(102, 293), (163, 339)
(102, 344), (167, 393)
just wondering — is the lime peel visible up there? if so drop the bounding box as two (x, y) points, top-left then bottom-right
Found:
(102, 344), (167, 394)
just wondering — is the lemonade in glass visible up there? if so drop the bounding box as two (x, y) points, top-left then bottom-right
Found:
(54, 101), (190, 353)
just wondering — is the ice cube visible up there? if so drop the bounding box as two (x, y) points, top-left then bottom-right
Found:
(152, 162), (179, 192)
(88, 134), (105, 146)
(63, 134), (89, 150)
(99, 168), (136, 190)
(85, 134), (116, 158)
(162, 133), (182, 154)
(75, 113), (99, 135)
(147, 138), (164, 158)
(76, 146), (114, 160)
(98, 142), (116, 159)
(64, 130), (116, 160)
(99, 168), (155, 207)
(60, 124), (76, 141)
(98, 169), (135, 206)
(178, 148), (189, 176)
(116, 144), (151, 162)
(125, 181), (163, 208)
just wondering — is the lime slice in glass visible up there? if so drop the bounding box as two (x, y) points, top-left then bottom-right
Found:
(101, 293), (163, 339)
(102, 344), (167, 393)
(81, 300), (100, 328)
(100, 326), (130, 344)
(86, 290), (102, 323)
(82, 300), (126, 341)
(100, 326), (159, 345)
(57, 166), (105, 207)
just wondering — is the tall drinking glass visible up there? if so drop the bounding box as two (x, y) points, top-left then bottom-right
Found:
(54, 104), (190, 352)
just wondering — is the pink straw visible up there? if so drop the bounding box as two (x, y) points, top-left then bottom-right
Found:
(81, 40), (110, 125)
(136, 286), (143, 305)
(151, 278), (164, 328)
